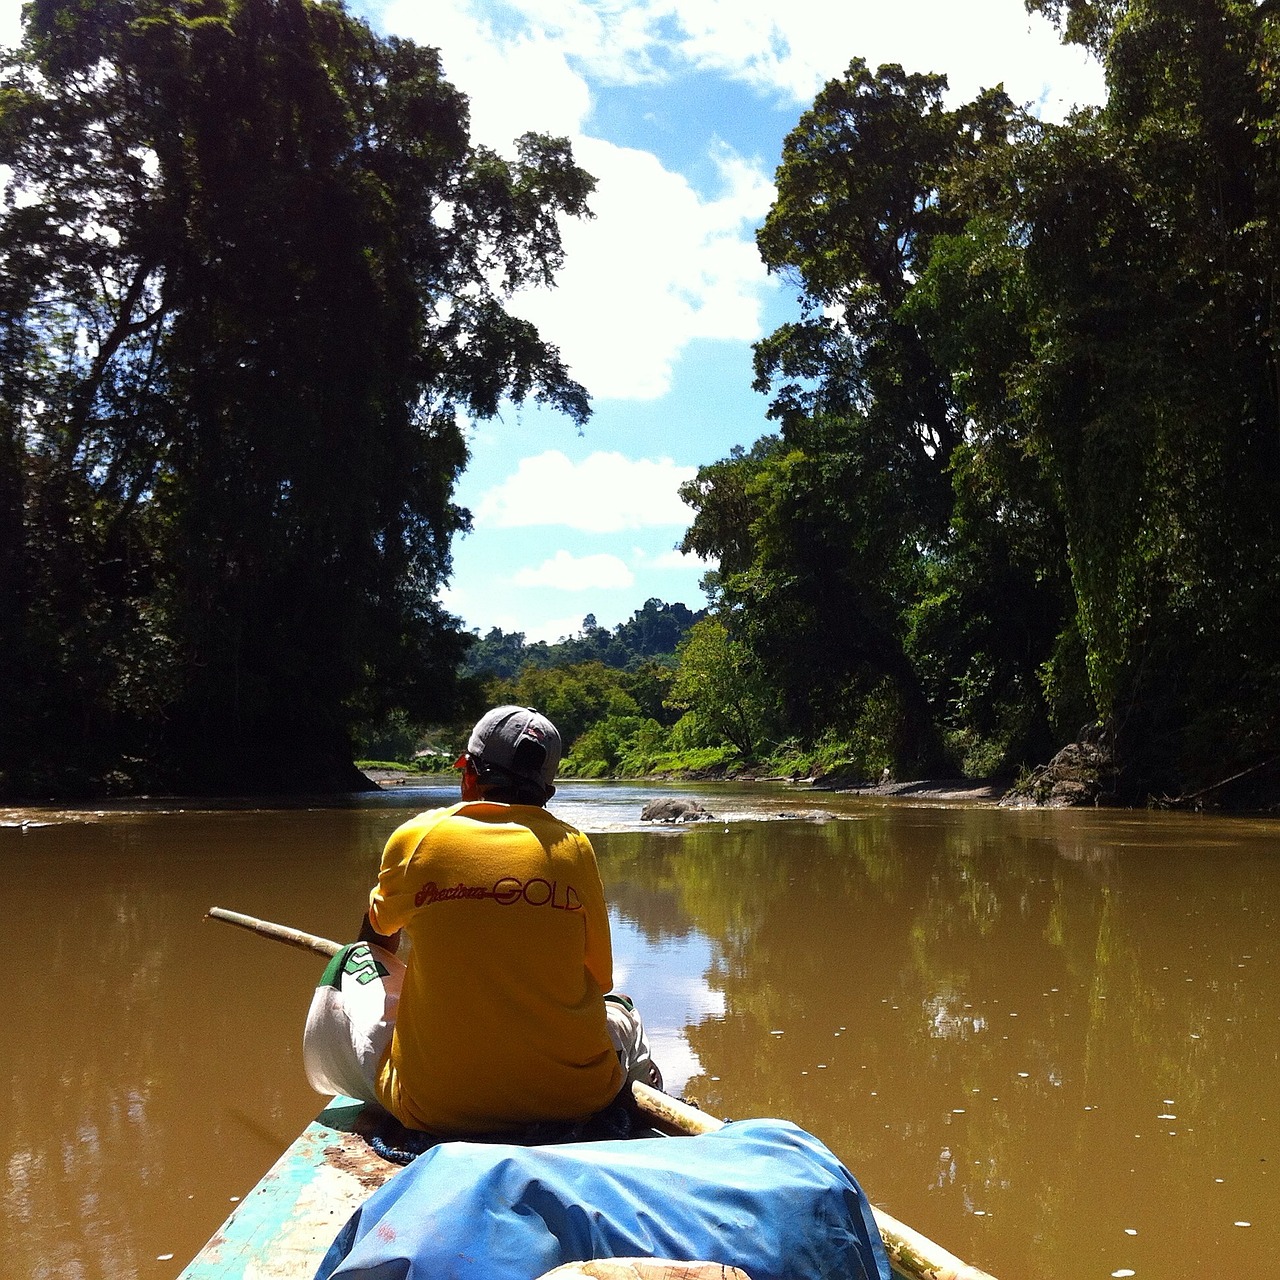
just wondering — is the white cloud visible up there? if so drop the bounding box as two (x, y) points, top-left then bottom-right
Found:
(366, 0), (1101, 405)
(512, 138), (774, 400)
(439, 586), (587, 641)
(514, 550), (635, 589)
(606, 0), (1104, 117)
(378, 0), (667, 112)
(372, 2), (778, 402)
(0, 2), (19, 50)
(375, 1), (1103, 124)
(380, 0), (593, 142)
(476, 450), (696, 531)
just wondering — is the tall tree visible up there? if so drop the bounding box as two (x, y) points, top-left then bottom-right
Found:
(1006, 0), (1280, 791)
(667, 617), (774, 758)
(685, 64), (1038, 775)
(0, 0), (594, 796)
(686, 7), (1280, 796)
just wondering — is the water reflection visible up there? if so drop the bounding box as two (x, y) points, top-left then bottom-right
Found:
(594, 804), (1280, 1280)
(2, 789), (1277, 1280)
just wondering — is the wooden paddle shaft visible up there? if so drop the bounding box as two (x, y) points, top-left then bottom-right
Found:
(207, 907), (999, 1280)
(206, 906), (342, 958)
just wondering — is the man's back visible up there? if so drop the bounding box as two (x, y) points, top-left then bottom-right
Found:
(369, 800), (624, 1135)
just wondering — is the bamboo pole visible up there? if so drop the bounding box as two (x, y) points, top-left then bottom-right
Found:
(205, 906), (342, 958)
(208, 908), (1000, 1280)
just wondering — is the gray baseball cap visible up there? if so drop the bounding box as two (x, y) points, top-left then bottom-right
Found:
(463, 705), (562, 794)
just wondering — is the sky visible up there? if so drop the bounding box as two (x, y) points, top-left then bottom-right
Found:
(0, 0), (1105, 644)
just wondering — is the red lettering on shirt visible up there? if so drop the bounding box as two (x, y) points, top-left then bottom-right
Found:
(492, 877), (522, 906)
(412, 876), (583, 910)
(521, 878), (552, 906)
(413, 881), (491, 907)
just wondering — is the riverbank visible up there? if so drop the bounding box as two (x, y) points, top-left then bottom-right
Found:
(360, 765), (1006, 804)
(360, 766), (440, 787)
(822, 778), (1006, 802)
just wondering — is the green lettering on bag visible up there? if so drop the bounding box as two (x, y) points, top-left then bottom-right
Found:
(343, 944), (389, 986)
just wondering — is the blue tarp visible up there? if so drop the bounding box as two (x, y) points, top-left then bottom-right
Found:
(315, 1118), (891, 1280)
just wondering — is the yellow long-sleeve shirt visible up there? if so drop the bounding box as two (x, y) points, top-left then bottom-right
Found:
(368, 801), (624, 1135)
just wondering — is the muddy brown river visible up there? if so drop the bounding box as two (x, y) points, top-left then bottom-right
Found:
(2, 780), (1276, 1279)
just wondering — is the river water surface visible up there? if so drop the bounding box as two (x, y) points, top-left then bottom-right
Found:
(2, 781), (1277, 1280)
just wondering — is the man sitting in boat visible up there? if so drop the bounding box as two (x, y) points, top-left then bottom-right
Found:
(304, 705), (659, 1137)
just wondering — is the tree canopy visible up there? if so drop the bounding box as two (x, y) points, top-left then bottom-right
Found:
(0, 0), (594, 797)
(681, 2), (1280, 800)
(462, 599), (705, 681)
(11, 0), (1280, 804)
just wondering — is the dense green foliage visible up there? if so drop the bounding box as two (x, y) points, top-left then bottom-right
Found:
(0, 0), (592, 797)
(463, 601), (879, 783)
(680, 3), (1280, 801)
(463, 599), (703, 679)
(11, 0), (1280, 804)
(461, 600), (705, 778)
(349, 599), (718, 778)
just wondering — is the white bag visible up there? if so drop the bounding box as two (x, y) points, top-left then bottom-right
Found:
(302, 942), (404, 1104)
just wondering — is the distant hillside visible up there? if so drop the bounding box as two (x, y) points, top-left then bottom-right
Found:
(462, 598), (706, 679)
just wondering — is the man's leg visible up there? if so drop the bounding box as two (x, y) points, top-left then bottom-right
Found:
(604, 993), (663, 1090)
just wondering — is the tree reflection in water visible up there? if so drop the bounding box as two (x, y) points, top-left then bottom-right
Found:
(596, 804), (1279, 1280)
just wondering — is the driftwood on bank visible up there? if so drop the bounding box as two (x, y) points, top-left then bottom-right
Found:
(1170, 754), (1280, 808)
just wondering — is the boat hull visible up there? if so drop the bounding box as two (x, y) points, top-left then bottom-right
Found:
(178, 1098), (396, 1280)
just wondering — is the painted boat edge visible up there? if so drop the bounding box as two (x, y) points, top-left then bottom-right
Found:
(175, 1096), (969, 1280)
(177, 1097), (397, 1280)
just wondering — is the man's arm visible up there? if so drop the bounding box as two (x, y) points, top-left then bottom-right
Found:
(576, 837), (615, 995)
(357, 910), (402, 956)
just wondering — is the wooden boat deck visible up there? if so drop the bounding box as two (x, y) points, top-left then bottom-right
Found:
(178, 1097), (397, 1280)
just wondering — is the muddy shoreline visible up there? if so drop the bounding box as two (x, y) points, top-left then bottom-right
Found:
(362, 767), (1006, 804)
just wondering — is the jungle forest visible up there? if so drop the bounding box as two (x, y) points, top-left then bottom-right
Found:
(4, 0), (1280, 805)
